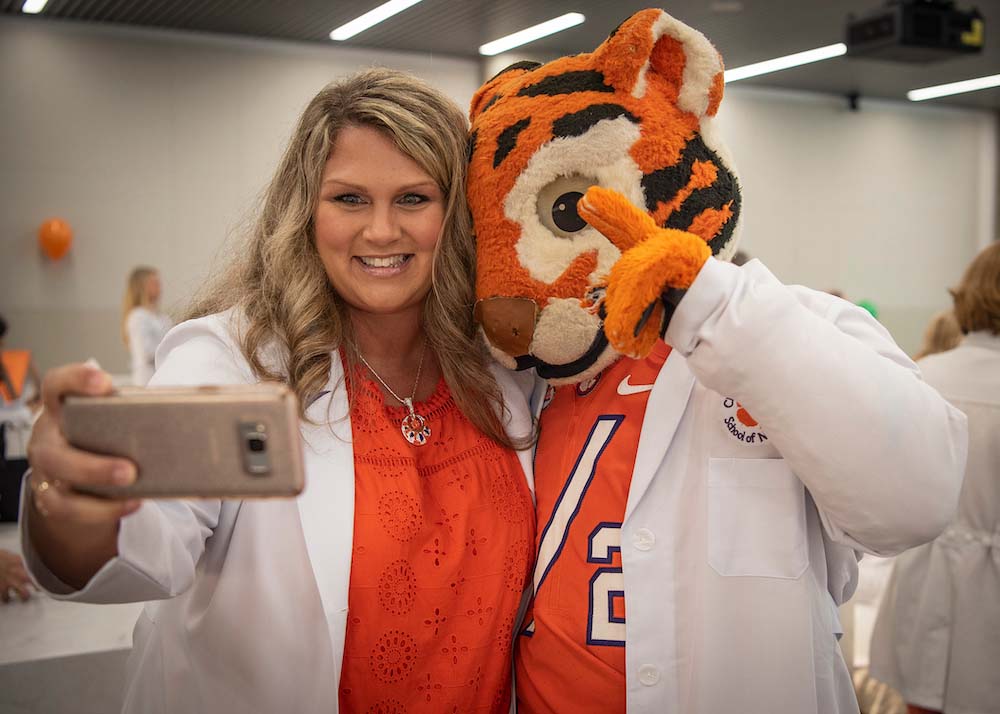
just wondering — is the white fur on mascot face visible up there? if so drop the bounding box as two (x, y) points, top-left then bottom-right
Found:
(468, 9), (742, 385)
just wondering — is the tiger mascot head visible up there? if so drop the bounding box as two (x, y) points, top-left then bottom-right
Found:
(468, 9), (742, 385)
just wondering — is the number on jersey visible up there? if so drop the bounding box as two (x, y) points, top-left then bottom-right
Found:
(523, 416), (626, 647)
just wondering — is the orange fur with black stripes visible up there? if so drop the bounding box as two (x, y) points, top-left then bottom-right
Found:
(468, 9), (742, 384)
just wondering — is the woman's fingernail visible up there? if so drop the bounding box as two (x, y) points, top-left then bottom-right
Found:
(88, 372), (110, 391)
(122, 499), (142, 514)
(112, 464), (136, 485)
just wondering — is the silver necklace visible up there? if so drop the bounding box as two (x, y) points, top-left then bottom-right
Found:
(358, 341), (431, 446)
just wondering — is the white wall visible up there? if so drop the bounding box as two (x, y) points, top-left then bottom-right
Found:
(0, 17), (481, 373)
(717, 86), (997, 353)
(1, 17), (996, 371)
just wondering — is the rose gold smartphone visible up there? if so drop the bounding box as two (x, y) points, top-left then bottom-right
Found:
(62, 384), (304, 499)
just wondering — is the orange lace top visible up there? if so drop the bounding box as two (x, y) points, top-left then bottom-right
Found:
(338, 370), (536, 714)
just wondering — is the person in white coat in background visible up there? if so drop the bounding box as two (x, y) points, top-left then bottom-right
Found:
(870, 242), (1000, 714)
(122, 266), (172, 386)
(20, 69), (537, 714)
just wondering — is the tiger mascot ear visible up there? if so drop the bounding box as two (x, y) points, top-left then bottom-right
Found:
(593, 8), (725, 119)
(470, 61), (542, 123)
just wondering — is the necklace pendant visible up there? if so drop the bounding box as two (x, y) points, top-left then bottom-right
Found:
(401, 411), (431, 446)
(356, 341), (430, 446)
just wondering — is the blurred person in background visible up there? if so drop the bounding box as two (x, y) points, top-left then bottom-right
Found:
(0, 313), (37, 600)
(913, 310), (962, 361)
(0, 313), (40, 409)
(122, 266), (172, 386)
(870, 242), (1000, 714)
(850, 309), (961, 713)
(1, 312), (40, 507)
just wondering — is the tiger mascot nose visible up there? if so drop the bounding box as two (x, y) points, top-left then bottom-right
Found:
(474, 297), (538, 358)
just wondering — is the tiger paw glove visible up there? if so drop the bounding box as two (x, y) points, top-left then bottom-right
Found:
(578, 185), (711, 359)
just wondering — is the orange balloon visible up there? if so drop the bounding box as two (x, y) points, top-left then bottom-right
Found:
(38, 218), (73, 260)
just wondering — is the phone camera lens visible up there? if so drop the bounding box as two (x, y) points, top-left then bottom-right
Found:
(248, 437), (266, 452)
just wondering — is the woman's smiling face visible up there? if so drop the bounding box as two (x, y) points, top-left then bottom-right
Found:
(314, 124), (445, 320)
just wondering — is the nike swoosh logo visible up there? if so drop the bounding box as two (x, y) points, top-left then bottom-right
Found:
(617, 376), (654, 396)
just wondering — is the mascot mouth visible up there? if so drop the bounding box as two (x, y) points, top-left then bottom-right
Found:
(513, 328), (609, 380)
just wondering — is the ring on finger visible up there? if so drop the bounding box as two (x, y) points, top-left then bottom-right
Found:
(32, 478), (55, 517)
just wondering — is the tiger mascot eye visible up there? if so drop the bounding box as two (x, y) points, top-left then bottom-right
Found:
(468, 8), (742, 384)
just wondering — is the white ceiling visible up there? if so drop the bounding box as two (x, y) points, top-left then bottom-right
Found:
(3, 0), (998, 111)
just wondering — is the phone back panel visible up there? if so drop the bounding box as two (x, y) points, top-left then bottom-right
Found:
(63, 384), (305, 499)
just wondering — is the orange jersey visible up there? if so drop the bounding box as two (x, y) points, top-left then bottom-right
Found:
(515, 342), (670, 714)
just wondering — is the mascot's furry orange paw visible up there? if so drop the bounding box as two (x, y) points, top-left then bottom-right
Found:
(579, 186), (711, 358)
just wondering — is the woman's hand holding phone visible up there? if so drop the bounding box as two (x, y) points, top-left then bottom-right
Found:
(26, 364), (141, 589)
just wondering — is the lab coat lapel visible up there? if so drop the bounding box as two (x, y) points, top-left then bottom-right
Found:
(625, 352), (696, 521)
(296, 356), (355, 626)
(490, 364), (537, 495)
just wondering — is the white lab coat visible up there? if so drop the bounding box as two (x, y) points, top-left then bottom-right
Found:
(519, 259), (968, 714)
(869, 331), (1000, 714)
(20, 309), (536, 714)
(125, 306), (172, 386)
(23, 260), (966, 714)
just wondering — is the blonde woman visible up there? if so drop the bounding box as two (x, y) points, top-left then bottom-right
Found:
(122, 266), (172, 385)
(23, 70), (535, 713)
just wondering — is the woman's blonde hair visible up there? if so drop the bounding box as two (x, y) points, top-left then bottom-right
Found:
(121, 266), (158, 345)
(914, 310), (961, 361)
(188, 68), (524, 448)
(951, 242), (1000, 336)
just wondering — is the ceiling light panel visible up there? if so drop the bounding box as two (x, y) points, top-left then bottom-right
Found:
(724, 43), (847, 83)
(908, 74), (1000, 101)
(21, 0), (48, 13)
(479, 12), (585, 56)
(330, 0), (424, 41)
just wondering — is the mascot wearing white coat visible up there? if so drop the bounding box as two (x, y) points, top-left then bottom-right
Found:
(466, 8), (969, 714)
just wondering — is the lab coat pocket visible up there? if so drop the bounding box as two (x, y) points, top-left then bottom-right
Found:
(708, 457), (809, 578)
